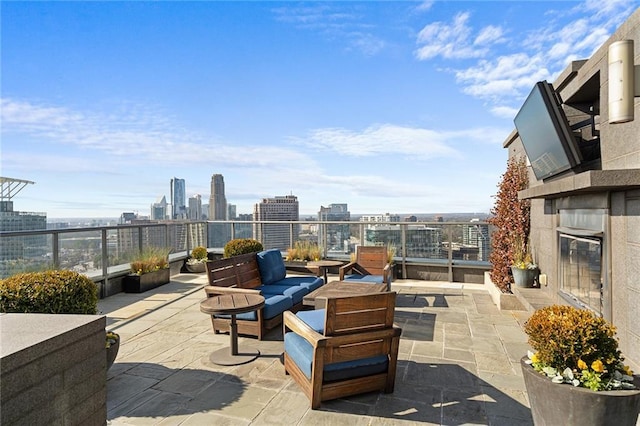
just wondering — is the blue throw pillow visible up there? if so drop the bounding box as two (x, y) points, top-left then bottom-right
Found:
(256, 249), (286, 284)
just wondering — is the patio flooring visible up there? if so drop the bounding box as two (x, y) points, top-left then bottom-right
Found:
(101, 273), (535, 425)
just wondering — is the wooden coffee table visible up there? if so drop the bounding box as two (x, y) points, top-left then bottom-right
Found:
(200, 293), (265, 366)
(303, 280), (388, 309)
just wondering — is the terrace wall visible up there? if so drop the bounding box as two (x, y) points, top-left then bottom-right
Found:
(0, 314), (107, 425)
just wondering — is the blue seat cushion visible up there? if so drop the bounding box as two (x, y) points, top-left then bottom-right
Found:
(256, 249), (287, 285)
(215, 294), (292, 321)
(295, 309), (326, 333)
(284, 332), (389, 382)
(343, 274), (384, 284)
(272, 276), (324, 292)
(258, 284), (307, 304)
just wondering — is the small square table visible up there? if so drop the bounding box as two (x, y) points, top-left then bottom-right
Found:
(303, 280), (388, 309)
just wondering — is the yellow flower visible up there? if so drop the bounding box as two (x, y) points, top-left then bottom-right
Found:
(591, 360), (605, 373)
(577, 359), (587, 370)
(623, 365), (634, 376)
(530, 352), (540, 363)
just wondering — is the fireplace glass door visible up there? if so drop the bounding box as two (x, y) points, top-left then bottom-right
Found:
(559, 233), (602, 315)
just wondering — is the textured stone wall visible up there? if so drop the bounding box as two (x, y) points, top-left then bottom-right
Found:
(0, 314), (107, 425)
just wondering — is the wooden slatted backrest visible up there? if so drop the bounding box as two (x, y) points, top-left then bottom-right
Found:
(354, 246), (388, 275)
(205, 252), (262, 289)
(324, 292), (396, 336)
(322, 292), (398, 365)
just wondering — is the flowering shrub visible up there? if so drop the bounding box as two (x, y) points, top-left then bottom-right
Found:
(106, 331), (119, 348)
(524, 305), (635, 391)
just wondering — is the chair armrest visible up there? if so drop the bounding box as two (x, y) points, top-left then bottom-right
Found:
(324, 326), (402, 347)
(204, 285), (261, 297)
(283, 311), (326, 347)
(339, 262), (356, 280)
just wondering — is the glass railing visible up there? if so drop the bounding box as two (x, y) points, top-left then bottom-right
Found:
(0, 220), (493, 281)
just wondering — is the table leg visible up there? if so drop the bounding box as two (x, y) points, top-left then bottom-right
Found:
(209, 314), (260, 366)
(229, 314), (238, 355)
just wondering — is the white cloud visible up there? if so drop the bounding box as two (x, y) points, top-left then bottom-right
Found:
(417, 1), (637, 105)
(1, 98), (318, 172)
(415, 12), (506, 60)
(491, 106), (519, 119)
(474, 25), (505, 46)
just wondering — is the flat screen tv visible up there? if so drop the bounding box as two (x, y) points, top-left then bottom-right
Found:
(514, 81), (582, 180)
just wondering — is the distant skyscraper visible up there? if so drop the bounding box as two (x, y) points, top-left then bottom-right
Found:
(227, 203), (237, 220)
(318, 203), (350, 253)
(253, 195), (299, 250)
(0, 178), (46, 278)
(209, 174), (227, 220)
(151, 195), (168, 220)
(170, 177), (186, 219)
(463, 219), (490, 261)
(188, 194), (202, 220)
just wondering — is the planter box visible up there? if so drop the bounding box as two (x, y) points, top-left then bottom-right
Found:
(521, 357), (640, 425)
(123, 268), (170, 293)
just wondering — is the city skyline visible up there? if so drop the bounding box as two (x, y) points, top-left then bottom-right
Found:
(2, 1), (638, 218)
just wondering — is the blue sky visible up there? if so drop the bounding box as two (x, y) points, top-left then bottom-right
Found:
(2, 1), (638, 219)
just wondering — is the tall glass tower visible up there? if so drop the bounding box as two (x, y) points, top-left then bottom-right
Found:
(170, 177), (186, 219)
(209, 174), (227, 220)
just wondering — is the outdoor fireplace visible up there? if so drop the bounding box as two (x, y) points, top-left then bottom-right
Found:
(557, 208), (607, 317)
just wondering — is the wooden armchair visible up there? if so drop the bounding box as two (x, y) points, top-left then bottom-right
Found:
(339, 246), (392, 290)
(283, 292), (402, 409)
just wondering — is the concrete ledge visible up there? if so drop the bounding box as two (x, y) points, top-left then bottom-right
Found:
(0, 313), (107, 425)
(484, 272), (527, 311)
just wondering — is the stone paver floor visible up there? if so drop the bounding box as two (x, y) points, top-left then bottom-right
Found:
(101, 274), (534, 425)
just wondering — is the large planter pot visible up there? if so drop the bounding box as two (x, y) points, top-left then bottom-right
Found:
(106, 337), (120, 370)
(123, 268), (170, 293)
(185, 261), (206, 273)
(520, 357), (640, 425)
(511, 266), (538, 288)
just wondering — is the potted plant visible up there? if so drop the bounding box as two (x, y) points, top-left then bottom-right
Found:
(184, 245), (208, 273)
(123, 247), (171, 293)
(106, 331), (120, 370)
(522, 305), (640, 425)
(286, 241), (323, 263)
(510, 235), (538, 288)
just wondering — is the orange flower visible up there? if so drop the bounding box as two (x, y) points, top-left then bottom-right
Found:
(577, 359), (587, 370)
(591, 360), (605, 373)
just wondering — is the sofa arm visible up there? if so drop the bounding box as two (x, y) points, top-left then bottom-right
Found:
(339, 262), (356, 281)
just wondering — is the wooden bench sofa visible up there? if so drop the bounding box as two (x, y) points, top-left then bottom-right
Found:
(204, 249), (324, 340)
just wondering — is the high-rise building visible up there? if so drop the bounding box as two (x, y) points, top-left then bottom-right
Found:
(361, 213), (401, 223)
(151, 195), (168, 220)
(170, 177), (186, 219)
(0, 178), (47, 278)
(253, 195), (299, 250)
(318, 203), (350, 254)
(188, 194), (203, 220)
(227, 203), (236, 220)
(209, 174), (226, 220)
(463, 219), (490, 261)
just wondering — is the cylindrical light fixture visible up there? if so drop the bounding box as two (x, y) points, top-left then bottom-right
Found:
(608, 39), (635, 124)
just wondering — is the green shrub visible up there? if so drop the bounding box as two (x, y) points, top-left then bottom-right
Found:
(0, 270), (98, 314)
(190, 246), (208, 261)
(224, 239), (264, 258)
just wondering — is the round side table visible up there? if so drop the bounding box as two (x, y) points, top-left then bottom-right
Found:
(200, 293), (265, 366)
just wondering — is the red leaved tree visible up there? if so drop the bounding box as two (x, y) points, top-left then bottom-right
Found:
(488, 157), (530, 293)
